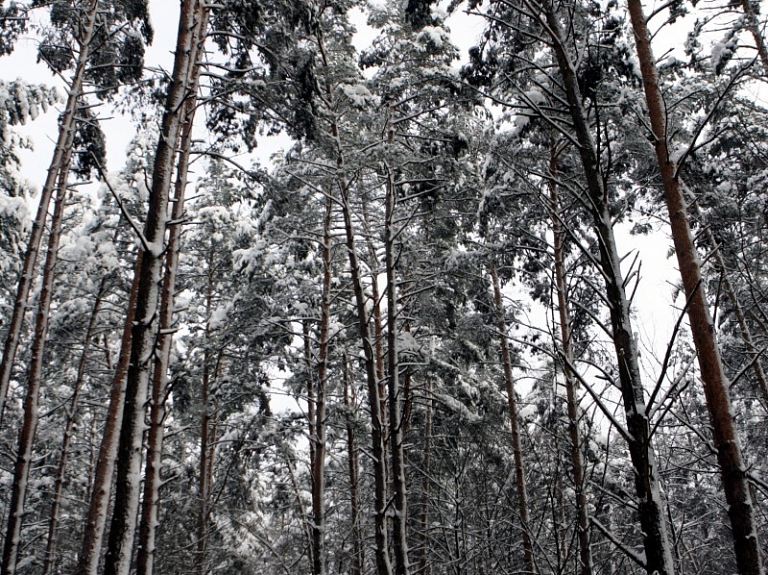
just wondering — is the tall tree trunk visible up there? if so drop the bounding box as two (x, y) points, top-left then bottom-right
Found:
(490, 264), (536, 574)
(340, 178), (393, 575)
(310, 193), (333, 575)
(75, 251), (142, 575)
(0, 0), (99, 427)
(103, 3), (209, 575)
(549, 143), (594, 575)
(343, 353), (364, 575)
(195, 247), (221, 575)
(384, 160), (411, 575)
(42, 279), (107, 575)
(417, 375), (433, 575)
(1, 174), (67, 575)
(135, 50), (203, 575)
(626, 4), (763, 573)
(536, 6), (676, 574)
(362, 197), (391, 473)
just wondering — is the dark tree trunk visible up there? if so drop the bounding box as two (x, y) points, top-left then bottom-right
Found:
(75, 251), (142, 575)
(310, 193), (333, 575)
(343, 353), (365, 575)
(135, 44), (204, 574)
(384, 158), (411, 575)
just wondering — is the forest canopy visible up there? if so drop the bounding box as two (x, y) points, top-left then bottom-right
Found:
(0, 1), (767, 575)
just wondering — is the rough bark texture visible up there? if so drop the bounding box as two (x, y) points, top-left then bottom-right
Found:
(541, 6), (676, 574)
(103, 3), (209, 575)
(0, 0), (99, 426)
(490, 264), (536, 574)
(1, 178), (66, 575)
(385, 163), (411, 575)
(135, 46), (204, 574)
(310, 194), (333, 575)
(74, 251), (142, 575)
(42, 280), (106, 575)
(549, 153), (593, 575)
(343, 354), (365, 575)
(195, 248), (220, 575)
(417, 376), (433, 575)
(340, 178), (394, 575)
(626, 3), (763, 573)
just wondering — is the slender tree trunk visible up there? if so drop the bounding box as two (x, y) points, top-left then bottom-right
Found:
(535, 6), (676, 574)
(196, 248), (221, 575)
(362, 198), (391, 472)
(74, 248), (141, 575)
(417, 375), (433, 575)
(0, 0), (99, 427)
(103, 4), (209, 575)
(343, 353), (364, 575)
(42, 280), (107, 575)
(384, 159), (411, 575)
(310, 193), (333, 575)
(626, 4), (763, 573)
(135, 50), (203, 575)
(549, 144), (593, 575)
(340, 178), (394, 575)
(490, 264), (536, 574)
(1, 175), (67, 575)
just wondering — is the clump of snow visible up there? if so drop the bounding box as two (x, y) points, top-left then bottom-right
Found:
(340, 83), (380, 107)
(417, 26), (449, 50)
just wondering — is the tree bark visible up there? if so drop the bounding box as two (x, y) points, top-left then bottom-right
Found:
(535, 6), (676, 574)
(385, 157), (411, 575)
(42, 278), (107, 575)
(75, 251), (142, 575)
(0, 0), (99, 427)
(135, 37), (204, 573)
(549, 143), (594, 575)
(103, 3), (209, 575)
(490, 264), (536, 574)
(343, 353), (365, 575)
(1, 173), (67, 575)
(195, 247), (221, 575)
(310, 193), (333, 575)
(626, 3), (763, 573)
(417, 375), (433, 575)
